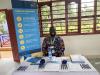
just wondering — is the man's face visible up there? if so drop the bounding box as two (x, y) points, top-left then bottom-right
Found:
(50, 32), (55, 37)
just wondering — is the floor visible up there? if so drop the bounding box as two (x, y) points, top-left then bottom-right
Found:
(88, 58), (100, 73)
(0, 51), (13, 58)
(0, 58), (19, 75)
(0, 57), (100, 75)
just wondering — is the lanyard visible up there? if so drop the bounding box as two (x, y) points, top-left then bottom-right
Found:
(50, 37), (56, 45)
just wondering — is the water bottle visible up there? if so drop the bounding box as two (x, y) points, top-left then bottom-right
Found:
(48, 47), (52, 61)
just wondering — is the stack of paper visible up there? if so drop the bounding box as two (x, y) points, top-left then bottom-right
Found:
(70, 55), (85, 63)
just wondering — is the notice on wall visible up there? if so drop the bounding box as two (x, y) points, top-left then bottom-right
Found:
(13, 9), (41, 57)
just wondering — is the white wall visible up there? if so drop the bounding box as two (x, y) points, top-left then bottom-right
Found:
(0, 0), (12, 9)
(41, 34), (100, 56)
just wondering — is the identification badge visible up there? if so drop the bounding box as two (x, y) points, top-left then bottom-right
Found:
(50, 46), (54, 48)
(52, 49), (55, 54)
(49, 46), (55, 53)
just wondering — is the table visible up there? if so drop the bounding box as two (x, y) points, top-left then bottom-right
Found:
(12, 55), (100, 75)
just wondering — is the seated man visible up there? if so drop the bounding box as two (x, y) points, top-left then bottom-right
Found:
(42, 26), (65, 57)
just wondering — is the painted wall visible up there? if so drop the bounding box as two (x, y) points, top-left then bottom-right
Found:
(0, 0), (100, 56)
(0, 0), (12, 9)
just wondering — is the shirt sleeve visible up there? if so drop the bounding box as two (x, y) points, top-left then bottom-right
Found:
(42, 37), (48, 56)
(59, 37), (65, 55)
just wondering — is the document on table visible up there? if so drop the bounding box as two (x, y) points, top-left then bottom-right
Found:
(17, 56), (97, 73)
(70, 55), (85, 63)
(42, 63), (60, 71)
(68, 63), (83, 71)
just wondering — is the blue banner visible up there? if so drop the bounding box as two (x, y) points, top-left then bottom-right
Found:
(13, 9), (41, 57)
(11, 0), (37, 9)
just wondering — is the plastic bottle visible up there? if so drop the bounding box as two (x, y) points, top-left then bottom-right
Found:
(48, 47), (52, 61)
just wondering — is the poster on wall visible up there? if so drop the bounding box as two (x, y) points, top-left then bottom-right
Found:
(13, 9), (41, 57)
(11, 0), (37, 9)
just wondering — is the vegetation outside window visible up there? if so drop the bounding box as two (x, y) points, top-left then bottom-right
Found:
(0, 10), (11, 47)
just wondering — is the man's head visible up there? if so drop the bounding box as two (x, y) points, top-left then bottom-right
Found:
(49, 26), (56, 37)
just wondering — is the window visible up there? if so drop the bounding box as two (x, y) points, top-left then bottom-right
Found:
(81, 0), (94, 16)
(38, 0), (51, 2)
(96, 0), (100, 31)
(41, 5), (51, 35)
(81, 18), (94, 33)
(68, 2), (78, 33)
(68, 19), (78, 32)
(52, 1), (66, 35)
(41, 5), (51, 20)
(96, 17), (100, 30)
(81, 0), (94, 33)
(97, 0), (100, 15)
(0, 11), (8, 34)
(39, 0), (100, 36)
(39, 1), (66, 35)
(53, 20), (66, 34)
(52, 1), (65, 19)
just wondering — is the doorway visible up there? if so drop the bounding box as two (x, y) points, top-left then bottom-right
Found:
(0, 9), (13, 59)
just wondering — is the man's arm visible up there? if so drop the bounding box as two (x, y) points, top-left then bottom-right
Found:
(42, 38), (48, 56)
(60, 37), (65, 56)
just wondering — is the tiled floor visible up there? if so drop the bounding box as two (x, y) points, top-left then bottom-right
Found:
(0, 57), (100, 75)
(88, 58), (100, 73)
(0, 58), (19, 75)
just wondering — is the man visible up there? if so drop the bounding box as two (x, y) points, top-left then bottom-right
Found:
(42, 26), (65, 57)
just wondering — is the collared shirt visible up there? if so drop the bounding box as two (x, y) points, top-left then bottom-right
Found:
(42, 36), (65, 57)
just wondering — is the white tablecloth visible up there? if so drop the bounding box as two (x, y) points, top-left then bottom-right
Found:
(12, 71), (99, 75)
(12, 55), (100, 75)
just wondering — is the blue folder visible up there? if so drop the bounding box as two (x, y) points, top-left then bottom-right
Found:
(27, 57), (41, 63)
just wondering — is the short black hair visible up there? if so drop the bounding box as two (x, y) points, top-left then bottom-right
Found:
(49, 26), (55, 31)
(49, 26), (56, 35)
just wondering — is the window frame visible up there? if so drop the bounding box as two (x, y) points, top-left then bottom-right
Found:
(38, 0), (100, 37)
